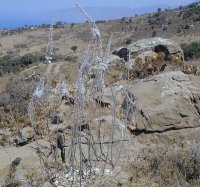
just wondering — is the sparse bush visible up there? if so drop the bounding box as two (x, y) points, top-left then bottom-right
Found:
(125, 38), (132, 45)
(157, 8), (162, 13)
(162, 26), (167, 31)
(129, 141), (200, 186)
(96, 20), (106, 24)
(184, 24), (190, 29)
(181, 41), (200, 60)
(71, 46), (78, 53)
(167, 19), (172, 25)
(20, 54), (34, 66)
(154, 12), (161, 17)
(0, 76), (37, 129)
(121, 17), (126, 23)
(177, 28), (182, 33)
(56, 21), (62, 26)
(188, 2), (198, 8)
(0, 68), (3, 77)
(0, 54), (45, 75)
(13, 43), (27, 49)
(64, 56), (78, 62)
(152, 30), (157, 37)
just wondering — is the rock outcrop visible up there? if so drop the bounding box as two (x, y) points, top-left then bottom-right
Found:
(123, 71), (200, 133)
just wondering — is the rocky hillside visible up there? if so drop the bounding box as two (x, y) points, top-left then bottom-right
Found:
(0, 2), (200, 59)
(1, 2), (200, 187)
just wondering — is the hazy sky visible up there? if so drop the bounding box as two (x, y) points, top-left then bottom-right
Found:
(0, 0), (197, 28)
(1, 0), (197, 13)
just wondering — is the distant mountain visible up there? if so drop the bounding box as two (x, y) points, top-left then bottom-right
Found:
(0, 5), (175, 29)
(50, 5), (171, 23)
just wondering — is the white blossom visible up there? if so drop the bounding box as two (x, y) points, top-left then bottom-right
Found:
(126, 50), (132, 69)
(115, 85), (124, 92)
(59, 75), (69, 97)
(91, 28), (101, 38)
(33, 78), (45, 99)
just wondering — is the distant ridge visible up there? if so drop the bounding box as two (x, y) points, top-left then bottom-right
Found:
(0, 4), (181, 29)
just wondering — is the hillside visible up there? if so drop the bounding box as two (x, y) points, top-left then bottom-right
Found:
(0, 2), (200, 57)
(1, 2), (200, 187)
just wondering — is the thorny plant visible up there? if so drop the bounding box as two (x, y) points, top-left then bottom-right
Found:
(27, 4), (133, 187)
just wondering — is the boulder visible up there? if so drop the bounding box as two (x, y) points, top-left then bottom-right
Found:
(113, 37), (183, 61)
(0, 128), (11, 136)
(123, 71), (200, 133)
(91, 115), (127, 143)
(106, 55), (127, 84)
(0, 140), (50, 185)
(113, 47), (129, 61)
(93, 87), (122, 106)
(127, 37), (182, 58)
(15, 127), (34, 146)
(112, 38), (184, 80)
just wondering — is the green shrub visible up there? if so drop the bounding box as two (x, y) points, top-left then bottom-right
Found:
(71, 46), (78, 53)
(64, 56), (78, 62)
(0, 54), (45, 75)
(181, 41), (200, 60)
(96, 20), (106, 24)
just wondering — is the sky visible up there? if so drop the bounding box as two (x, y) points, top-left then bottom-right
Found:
(0, 0), (197, 12)
(0, 0), (197, 29)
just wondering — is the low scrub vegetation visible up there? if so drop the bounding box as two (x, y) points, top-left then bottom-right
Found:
(0, 54), (45, 75)
(181, 41), (200, 60)
(129, 140), (200, 186)
(0, 76), (37, 129)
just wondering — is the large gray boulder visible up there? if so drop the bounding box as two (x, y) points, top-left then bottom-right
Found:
(123, 71), (200, 133)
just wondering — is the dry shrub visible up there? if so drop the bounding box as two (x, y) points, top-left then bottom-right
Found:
(107, 70), (121, 84)
(49, 75), (58, 88)
(129, 140), (200, 186)
(169, 54), (182, 63)
(3, 181), (21, 187)
(156, 52), (165, 61)
(32, 98), (60, 136)
(0, 76), (37, 129)
(59, 63), (79, 83)
(184, 64), (198, 75)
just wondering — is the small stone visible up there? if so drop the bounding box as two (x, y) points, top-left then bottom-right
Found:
(12, 157), (21, 166)
(15, 127), (34, 146)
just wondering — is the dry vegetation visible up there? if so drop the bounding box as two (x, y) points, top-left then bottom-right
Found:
(1, 2), (200, 187)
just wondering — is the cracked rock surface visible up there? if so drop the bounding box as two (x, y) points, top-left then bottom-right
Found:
(124, 71), (200, 133)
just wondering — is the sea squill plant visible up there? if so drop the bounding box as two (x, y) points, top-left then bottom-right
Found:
(76, 3), (112, 94)
(60, 4), (128, 187)
(45, 23), (54, 64)
(28, 77), (46, 131)
(26, 4), (129, 187)
(59, 74), (69, 97)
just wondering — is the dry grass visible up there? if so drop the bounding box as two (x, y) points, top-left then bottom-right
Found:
(59, 63), (79, 83)
(125, 140), (200, 187)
